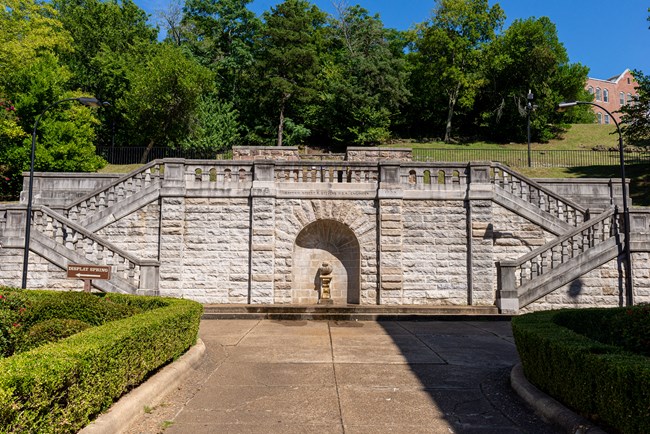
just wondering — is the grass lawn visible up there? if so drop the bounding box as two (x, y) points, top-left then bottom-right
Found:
(94, 124), (647, 204)
(396, 123), (620, 150)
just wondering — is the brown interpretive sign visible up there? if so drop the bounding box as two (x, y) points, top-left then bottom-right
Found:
(67, 264), (111, 280)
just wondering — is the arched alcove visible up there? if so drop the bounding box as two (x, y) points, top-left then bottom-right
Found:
(292, 219), (361, 304)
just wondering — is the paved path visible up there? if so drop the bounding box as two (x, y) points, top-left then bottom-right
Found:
(127, 319), (561, 434)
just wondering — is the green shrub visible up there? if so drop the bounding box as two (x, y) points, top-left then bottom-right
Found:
(553, 305), (650, 357)
(0, 296), (202, 433)
(19, 291), (142, 329)
(513, 309), (650, 434)
(0, 290), (30, 357)
(16, 319), (91, 353)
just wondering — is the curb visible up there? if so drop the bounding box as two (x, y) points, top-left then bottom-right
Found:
(79, 338), (206, 434)
(510, 363), (608, 434)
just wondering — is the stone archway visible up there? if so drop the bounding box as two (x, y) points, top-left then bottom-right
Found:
(292, 219), (361, 304)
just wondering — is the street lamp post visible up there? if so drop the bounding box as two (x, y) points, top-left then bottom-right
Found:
(21, 97), (110, 289)
(526, 91), (534, 168)
(558, 101), (634, 306)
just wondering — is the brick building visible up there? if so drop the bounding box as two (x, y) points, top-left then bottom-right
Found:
(586, 69), (638, 124)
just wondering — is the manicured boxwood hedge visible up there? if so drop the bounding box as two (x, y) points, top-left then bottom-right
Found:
(0, 292), (202, 434)
(512, 308), (650, 434)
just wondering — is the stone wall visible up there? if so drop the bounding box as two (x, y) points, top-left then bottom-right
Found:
(233, 146), (300, 161)
(346, 147), (413, 162)
(157, 197), (251, 303)
(402, 200), (468, 305)
(2, 157), (649, 313)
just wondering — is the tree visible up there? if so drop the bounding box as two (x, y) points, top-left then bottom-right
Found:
(115, 43), (214, 163)
(317, 4), (410, 145)
(478, 16), (591, 142)
(620, 70), (650, 147)
(413, 0), (504, 143)
(182, 94), (242, 155)
(0, 0), (105, 200)
(257, 0), (326, 146)
(182, 0), (260, 99)
(53, 0), (158, 148)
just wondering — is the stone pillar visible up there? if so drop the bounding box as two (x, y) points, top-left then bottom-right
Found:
(378, 162), (404, 305)
(496, 261), (519, 314)
(249, 161), (277, 304)
(158, 197), (186, 297)
(467, 162), (496, 305)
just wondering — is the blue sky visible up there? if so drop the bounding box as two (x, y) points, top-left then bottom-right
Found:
(137, 0), (649, 79)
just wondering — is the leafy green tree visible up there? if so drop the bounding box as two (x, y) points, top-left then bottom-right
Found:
(53, 0), (158, 148)
(257, 0), (327, 146)
(182, 0), (260, 101)
(412, 0), (504, 143)
(0, 0), (105, 200)
(115, 43), (214, 163)
(478, 16), (591, 142)
(620, 70), (650, 147)
(182, 94), (242, 155)
(318, 5), (409, 145)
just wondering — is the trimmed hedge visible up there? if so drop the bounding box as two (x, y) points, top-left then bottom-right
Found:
(0, 293), (202, 433)
(512, 308), (650, 434)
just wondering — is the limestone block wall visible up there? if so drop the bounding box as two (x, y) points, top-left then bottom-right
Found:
(0, 248), (84, 291)
(96, 201), (160, 260)
(157, 197), (251, 303)
(274, 199), (377, 305)
(401, 200), (468, 305)
(523, 252), (650, 312)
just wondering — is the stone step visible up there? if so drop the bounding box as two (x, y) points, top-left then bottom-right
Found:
(202, 304), (506, 321)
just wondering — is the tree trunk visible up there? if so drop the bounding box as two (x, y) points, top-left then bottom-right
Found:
(444, 84), (460, 143)
(139, 138), (155, 164)
(277, 106), (285, 147)
(277, 95), (289, 147)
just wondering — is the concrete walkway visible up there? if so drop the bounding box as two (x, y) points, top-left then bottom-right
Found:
(127, 319), (562, 434)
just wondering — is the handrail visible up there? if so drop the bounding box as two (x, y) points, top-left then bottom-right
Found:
(491, 162), (589, 226)
(62, 160), (164, 224)
(499, 207), (618, 290)
(29, 206), (157, 286)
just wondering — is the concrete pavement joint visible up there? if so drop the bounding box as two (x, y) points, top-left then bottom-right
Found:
(327, 321), (347, 434)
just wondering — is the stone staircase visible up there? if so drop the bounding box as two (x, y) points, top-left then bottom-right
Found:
(2, 157), (642, 313)
(497, 207), (623, 312)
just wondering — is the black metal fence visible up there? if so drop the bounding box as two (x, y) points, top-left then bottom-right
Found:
(411, 148), (650, 167)
(96, 146), (232, 164)
(96, 146), (650, 168)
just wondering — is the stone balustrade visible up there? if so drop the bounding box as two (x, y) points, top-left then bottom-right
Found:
(64, 161), (163, 223)
(492, 163), (588, 226)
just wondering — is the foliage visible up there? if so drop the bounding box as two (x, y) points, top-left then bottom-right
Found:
(620, 70), (650, 147)
(0, 292), (202, 433)
(0, 290), (30, 358)
(411, 0), (504, 143)
(256, 0), (327, 146)
(182, 94), (242, 153)
(0, 0), (601, 170)
(317, 5), (409, 146)
(16, 319), (91, 353)
(115, 42), (214, 163)
(478, 17), (591, 142)
(553, 305), (650, 357)
(512, 309), (650, 434)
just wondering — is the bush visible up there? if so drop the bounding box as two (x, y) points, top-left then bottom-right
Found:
(0, 290), (29, 357)
(16, 319), (91, 353)
(513, 309), (650, 434)
(0, 295), (202, 433)
(18, 291), (143, 329)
